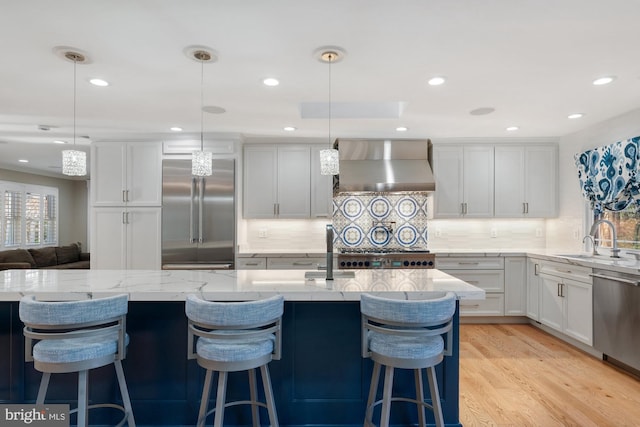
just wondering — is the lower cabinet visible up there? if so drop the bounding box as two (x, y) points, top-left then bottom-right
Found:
(526, 258), (541, 321)
(236, 256), (327, 270)
(504, 256), (527, 316)
(91, 207), (161, 269)
(538, 261), (593, 345)
(436, 256), (505, 316)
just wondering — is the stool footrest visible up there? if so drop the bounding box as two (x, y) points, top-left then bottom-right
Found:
(198, 400), (269, 427)
(365, 397), (436, 427)
(69, 403), (131, 427)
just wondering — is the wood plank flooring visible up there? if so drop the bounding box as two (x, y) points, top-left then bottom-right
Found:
(459, 324), (640, 427)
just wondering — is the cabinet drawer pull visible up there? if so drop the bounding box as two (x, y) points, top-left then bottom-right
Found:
(460, 303), (481, 308)
(293, 261), (314, 266)
(466, 280), (480, 285)
(457, 262), (480, 265)
(244, 262), (260, 266)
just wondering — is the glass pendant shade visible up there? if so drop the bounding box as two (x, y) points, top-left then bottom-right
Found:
(319, 148), (339, 175)
(192, 150), (212, 176)
(62, 149), (86, 176)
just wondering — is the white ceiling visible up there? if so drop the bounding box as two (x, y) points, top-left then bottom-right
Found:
(2, 0), (640, 178)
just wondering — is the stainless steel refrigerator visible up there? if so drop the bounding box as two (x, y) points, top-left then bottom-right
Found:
(161, 158), (235, 269)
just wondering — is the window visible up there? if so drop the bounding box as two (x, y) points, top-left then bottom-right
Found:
(0, 181), (58, 249)
(596, 205), (640, 250)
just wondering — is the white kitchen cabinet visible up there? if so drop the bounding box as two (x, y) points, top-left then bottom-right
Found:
(91, 141), (162, 207)
(266, 257), (325, 270)
(433, 145), (494, 218)
(243, 145), (311, 218)
(310, 146), (333, 218)
(494, 145), (557, 217)
(436, 256), (504, 316)
(91, 207), (161, 269)
(236, 257), (267, 270)
(504, 256), (527, 316)
(526, 258), (541, 321)
(538, 261), (593, 345)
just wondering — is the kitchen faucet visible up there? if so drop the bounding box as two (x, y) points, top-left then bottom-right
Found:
(326, 224), (334, 280)
(589, 219), (620, 258)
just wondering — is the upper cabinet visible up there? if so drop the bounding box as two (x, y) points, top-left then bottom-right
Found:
(433, 142), (558, 219)
(244, 144), (329, 219)
(91, 141), (162, 207)
(433, 145), (494, 218)
(494, 145), (557, 217)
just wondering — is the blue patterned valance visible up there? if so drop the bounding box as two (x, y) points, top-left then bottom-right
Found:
(575, 136), (640, 215)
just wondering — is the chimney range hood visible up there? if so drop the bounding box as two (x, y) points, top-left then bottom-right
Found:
(334, 138), (435, 193)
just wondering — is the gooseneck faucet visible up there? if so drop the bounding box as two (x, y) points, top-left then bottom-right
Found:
(589, 219), (620, 258)
(326, 224), (334, 280)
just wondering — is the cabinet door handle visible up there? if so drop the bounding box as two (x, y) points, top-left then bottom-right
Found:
(523, 202), (526, 214)
(525, 202), (529, 214)
(122, 190), (126, 203)
(273, 203), (277, 216)
(122, 211), (126, 224)
(534, 263), (539, 276)
(126, 189), (130, 202)
(557, 282), (561, 297)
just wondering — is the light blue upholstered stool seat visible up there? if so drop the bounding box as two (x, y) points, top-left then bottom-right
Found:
(360, 292), (456, 427)
(185, 294), (284, 427)
(19, 294), (135, 427)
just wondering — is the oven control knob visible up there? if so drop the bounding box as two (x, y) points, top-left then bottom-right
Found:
(346, 261), (352, 267)
(403, 261), (410, 267)
(428, 261), (434, 266)
(358, 261), (364, 267)
(340, 261), (346, 267)
(410, 261), (416, 266)
(421, 261), (427, 266)
(364, 261), (370, 267)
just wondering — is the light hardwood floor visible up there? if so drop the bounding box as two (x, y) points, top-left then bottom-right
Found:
(459, 324), (640, 427)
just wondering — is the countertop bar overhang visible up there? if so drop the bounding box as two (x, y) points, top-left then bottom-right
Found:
(0, 268), (485, 302)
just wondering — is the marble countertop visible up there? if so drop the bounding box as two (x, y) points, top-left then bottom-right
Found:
(0, 268), (485, 302)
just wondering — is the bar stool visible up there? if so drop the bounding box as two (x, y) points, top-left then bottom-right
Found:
(19, 294), (135, 427)
(185, 294), (284, 427)
(360, 292), (456, 427)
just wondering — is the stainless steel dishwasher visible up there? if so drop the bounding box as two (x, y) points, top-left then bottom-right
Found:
(591, 268), (640, 374)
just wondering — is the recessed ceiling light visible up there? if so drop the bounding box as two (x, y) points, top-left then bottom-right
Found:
(593, 76), (616, 86)
(283, 126), (296, 131)
(170, 127), (183, 132)
(506, 126), (519, 131)
(18, 159), (29, 163)
(89, 78), (109, 87)
(263, 78), (280, 87)
(53, 140), (67, 144)
(396, 126), (408, 132)
(428, 76), (445, 86)
(568, 113), (584, 119)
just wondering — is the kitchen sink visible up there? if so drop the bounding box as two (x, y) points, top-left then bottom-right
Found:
(304, 271), (356, 280)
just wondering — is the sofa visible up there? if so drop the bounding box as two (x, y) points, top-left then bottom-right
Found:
(0, 243), (90, 270)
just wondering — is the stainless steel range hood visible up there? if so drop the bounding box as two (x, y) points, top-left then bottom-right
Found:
(334, 138), (435, 193)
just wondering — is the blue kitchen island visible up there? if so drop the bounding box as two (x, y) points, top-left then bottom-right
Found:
(0, 269), (483, 426)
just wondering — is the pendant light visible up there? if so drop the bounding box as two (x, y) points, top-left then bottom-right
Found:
(318, 49), (342, 176)
(62, 51), (87, 176)
(191, 50), (213, 177)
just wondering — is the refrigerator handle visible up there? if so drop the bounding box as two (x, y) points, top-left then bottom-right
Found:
(198, 177), (204, 243)
(190, 177), (196, 243)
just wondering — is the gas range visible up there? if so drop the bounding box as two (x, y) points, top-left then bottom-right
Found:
(337, 249), (435, 269)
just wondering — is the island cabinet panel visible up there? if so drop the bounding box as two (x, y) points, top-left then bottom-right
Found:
(1, 300), (461, 426)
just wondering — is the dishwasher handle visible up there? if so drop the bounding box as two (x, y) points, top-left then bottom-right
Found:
(590, 272), (640, 287)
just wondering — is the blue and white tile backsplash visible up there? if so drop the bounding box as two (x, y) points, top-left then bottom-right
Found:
(332, 194), (429, 250)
